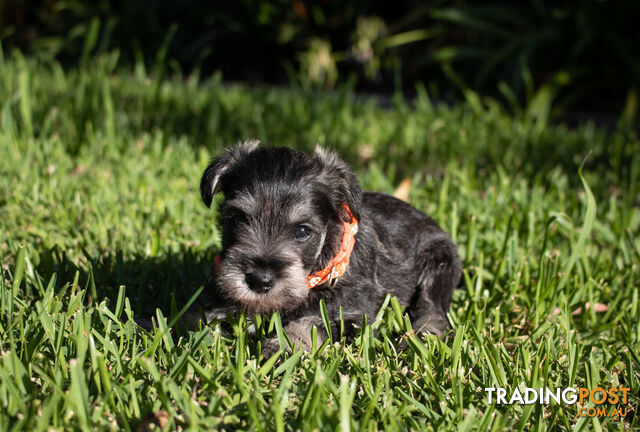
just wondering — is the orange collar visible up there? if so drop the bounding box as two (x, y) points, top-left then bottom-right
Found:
(307, 203), (359, 289)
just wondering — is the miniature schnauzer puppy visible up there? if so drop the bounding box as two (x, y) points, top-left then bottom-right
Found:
(200, 140), (461, 354)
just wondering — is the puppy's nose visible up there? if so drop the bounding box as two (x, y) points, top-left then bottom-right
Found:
(245, 269), (275, 292)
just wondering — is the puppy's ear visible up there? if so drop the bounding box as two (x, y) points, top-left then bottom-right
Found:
(314, 146), (362, 221)
(200, 139), (260, 207)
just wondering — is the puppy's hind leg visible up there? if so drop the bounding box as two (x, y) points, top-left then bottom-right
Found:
(409, 233), (462, 336)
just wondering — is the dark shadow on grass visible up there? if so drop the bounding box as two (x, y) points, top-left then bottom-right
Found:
(34, 245), (227, 327)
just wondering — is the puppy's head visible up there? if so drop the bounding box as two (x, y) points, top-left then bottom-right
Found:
(200, 140), (361, 313)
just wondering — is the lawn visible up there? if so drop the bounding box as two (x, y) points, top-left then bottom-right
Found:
(0, 51), (638, 431)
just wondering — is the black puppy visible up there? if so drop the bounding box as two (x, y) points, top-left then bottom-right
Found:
(200, 140), (461, 353)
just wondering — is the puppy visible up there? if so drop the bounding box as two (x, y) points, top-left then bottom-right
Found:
(199, 140), (461, 354)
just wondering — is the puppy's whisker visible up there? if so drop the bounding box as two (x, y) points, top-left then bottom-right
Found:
(313, 230), (327, 263)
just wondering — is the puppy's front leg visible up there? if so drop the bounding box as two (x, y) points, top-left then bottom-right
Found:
(261, 311), (367, 358)
(261, 316), (328, 357)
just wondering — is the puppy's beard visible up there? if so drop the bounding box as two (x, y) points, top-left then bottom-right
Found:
(216, 257), (309, 314)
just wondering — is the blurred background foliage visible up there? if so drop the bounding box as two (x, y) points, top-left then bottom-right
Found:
(1, 0), (639, 125)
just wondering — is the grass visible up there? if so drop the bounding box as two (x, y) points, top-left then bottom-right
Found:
(0, 50), (639, 431)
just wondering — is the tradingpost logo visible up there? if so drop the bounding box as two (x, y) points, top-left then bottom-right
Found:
(485, 386), (630, 419)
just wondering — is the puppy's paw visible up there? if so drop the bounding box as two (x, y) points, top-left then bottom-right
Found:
(412, 314), (451, 337)
(260, 337), (285, 360)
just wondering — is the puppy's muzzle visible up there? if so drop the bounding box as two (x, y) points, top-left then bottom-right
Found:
(245, 268), (275, 292)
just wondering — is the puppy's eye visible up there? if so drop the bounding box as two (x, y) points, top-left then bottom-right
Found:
(295, 225), (312, 241)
